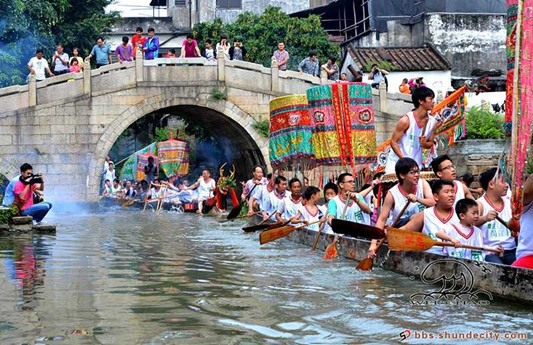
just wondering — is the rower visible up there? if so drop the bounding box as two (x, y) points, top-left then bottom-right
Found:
(327, 173), (371, 226)
(385, 86), (438, 174)
(276, 178), (303, 223)
(182, 170), (216, 214)
(431, 154), (474, 206)
(245, 165), (268, 216)
(476, 168), (516, 265)
(513, 173), (533, 269)
(291, 186), (327, 231)
(386, 179), (457, 257)
(256, 173), (274, 213)
(261, 176), (288, 221)
(376, 158), (435, 230)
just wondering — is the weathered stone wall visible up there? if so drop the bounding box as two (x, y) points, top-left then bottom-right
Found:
(447, 139), (505, 176)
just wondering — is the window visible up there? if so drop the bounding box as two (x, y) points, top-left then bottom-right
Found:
(217, 0), (242, 9)
(175, 0), (186, 5)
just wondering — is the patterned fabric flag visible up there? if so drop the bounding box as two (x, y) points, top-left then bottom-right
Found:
(307, 83), (376, 169)
(119, 142), (157, 181)
(136, 153), (159, 181)
(269, 94), (315, 170)
(505, 0), (518, 136)
(157, 138), (190, 179)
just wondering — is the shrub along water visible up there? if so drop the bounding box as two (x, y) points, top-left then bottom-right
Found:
(465, 106), (505, 139)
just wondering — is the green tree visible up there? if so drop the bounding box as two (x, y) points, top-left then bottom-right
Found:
(0, 0), (118, 87)
(193, 7), (339, 71)
(465, 107), (504, 139)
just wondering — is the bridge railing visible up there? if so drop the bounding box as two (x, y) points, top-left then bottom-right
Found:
(0, 48), (410, 115)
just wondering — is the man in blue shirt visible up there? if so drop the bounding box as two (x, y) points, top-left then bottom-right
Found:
(143, 27), (160, 60)
(2, 175), (20, 207)
(86, 37), (112, 68)
(298, 52), (319, 76)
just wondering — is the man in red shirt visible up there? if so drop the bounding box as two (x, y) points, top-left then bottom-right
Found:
(131, 27), (146, 58)
(13, 163), (52, 224)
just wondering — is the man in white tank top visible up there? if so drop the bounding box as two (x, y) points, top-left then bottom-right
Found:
(513, 174), (533, 268)
(261, 176), (288, 221)
(184, 169), (216, 214)
(476, 168), (517, 265)
(245, 165), (268, 216)
(431, 154), (474, 207)
(400, 179), (458, 255)
(277, 178), (303, 223)
(327, 173), (371, 225)
(385, 87), (438, 174)
(369, 158), (436, 258)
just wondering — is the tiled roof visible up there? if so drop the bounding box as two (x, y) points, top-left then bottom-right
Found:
(348, 44), (451, 72)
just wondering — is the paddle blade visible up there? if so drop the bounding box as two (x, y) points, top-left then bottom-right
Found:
(226, 203), (244, 220)
(331, 219), (385, 239)
(386, 228), (435, 252)
(242, 223), (270, 233)
(259, 225), (296, 245)
(323, 241), (338, 259)
(356, 258), (374, 271)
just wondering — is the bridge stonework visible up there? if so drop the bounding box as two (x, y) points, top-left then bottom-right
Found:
(0, 55), (412, 202)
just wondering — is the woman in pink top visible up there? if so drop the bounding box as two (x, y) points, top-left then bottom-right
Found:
(180, 34), (201, 58)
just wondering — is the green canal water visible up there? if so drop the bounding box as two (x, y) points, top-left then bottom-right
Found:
(0, 210), (531, 345)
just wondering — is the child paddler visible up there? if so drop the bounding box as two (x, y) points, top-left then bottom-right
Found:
(431, 154), (474, 207)
(385, 87), (437, 174)
(276, 178), (303, 223)
(290, 186), (327, 231)
(327, 173), (371, 226)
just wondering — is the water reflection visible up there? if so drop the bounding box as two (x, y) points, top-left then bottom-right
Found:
(0, 211), (531, 345)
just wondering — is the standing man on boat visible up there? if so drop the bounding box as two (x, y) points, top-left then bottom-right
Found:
(261, 176), (288, 221)
(476, 168), (516, 265)
(276, 178), (303, 223)
(431, 154), (474, 206)
(182, 170), (216, 214)
(327, 173), (371, 226)
(245, 165), (268, 216)
(513, 173), (533, 269)
(385, 87), (438, 173)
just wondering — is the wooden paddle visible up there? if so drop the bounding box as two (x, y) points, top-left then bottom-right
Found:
(324, 195), (350, 260)
(356, 200), (410, 271)
(226, 183), (259, 220)
(331, 219), (386, 239)
(242, 212), (276, 232)
(259, 220), (321, 245)
(386, 227), (501, 253)
(311, 219), (327, 251)
(219, 211), (261, 223)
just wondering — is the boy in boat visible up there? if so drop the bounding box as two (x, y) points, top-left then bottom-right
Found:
(513, 173), (533, 269)
(431, 154), (474, 206)
(476, 168), (516, 265)
(245, 165), (268, 216)
(437, 198), (499, 260)
(327, 173), (371, 226)
(375, 158), (435, 230)
(321, 182), (338, 234)
(290, 186), (327, 231)
(261, 176), (288, 221)
(385, 87), (438, 174)
(276, 178), (303, 223)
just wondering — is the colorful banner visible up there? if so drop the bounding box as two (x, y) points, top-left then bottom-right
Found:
(306, 83), (376, 169)
(119, 143), (157, 181)
(269, 94), (315, 170)
(157, 138), (190, 179)
(505, 0), (518, 136)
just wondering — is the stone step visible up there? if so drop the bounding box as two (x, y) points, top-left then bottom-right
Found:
(32, 224), (57, 233)
(12, 216), (33, 225)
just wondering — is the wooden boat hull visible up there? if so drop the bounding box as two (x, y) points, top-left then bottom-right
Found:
(286, 227), (533, 304)
(98, 197), (197, 212)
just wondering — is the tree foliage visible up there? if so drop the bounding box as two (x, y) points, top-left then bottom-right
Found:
(193, 7), (339, 71)
(465, 107), (504, 139)
(0, 0), (119, 87)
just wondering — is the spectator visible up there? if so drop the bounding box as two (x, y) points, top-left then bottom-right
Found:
(368, 63), (389, 89)
(165, 48), (176, 58)
(272, 42), (289, 71)
(13, 163), (52, 225)
(180, 34), (200, 58)
(322, 56), (339, 81)
(52, 44), (69, 75)
(202, 39), (216, 61)
(103, 162), (116, 185)
(116, 36), (133, 63)
(340, 73), (349, 81)
(298, 52), (319, 77)
(27, 49), (54, 82)
(229, 38), (246, 61)
(103, 156), (114, 172)
(216, 34), (231, 60)
(69, 47), (83, 69)
(399, 78), (411, 94)
(86, 37), (112, 68)
(144, 156), (158, 184)
(143, 28), (160, 60)
(408, 77), (425, 92)
(69, 59), (81, 73)
(131, 27), (146, 58)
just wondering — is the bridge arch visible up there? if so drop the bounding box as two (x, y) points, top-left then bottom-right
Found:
(87, 95), (269, 200)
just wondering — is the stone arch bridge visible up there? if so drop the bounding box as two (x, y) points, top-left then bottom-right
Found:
(0, 55), (410, 202)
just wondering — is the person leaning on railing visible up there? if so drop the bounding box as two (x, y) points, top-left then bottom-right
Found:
(12, 163), (52, 225)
